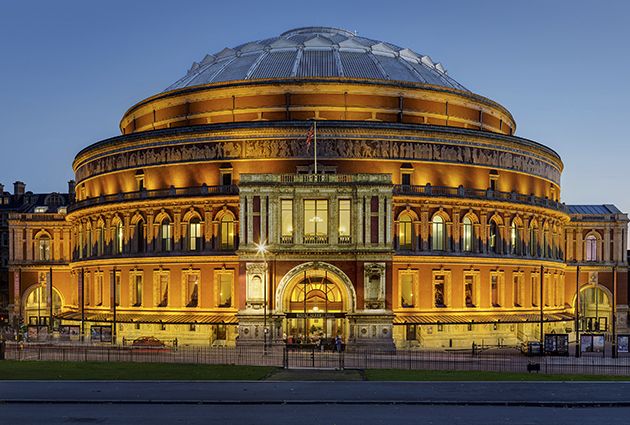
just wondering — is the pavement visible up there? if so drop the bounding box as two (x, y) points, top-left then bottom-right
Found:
(2, 380), (630, 407)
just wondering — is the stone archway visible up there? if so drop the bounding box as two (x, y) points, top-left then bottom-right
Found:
(22, 284), (63, 326)
(275, 262), (357, 344)
(275, 261), (357, 314)
(574, 284), (613, 332)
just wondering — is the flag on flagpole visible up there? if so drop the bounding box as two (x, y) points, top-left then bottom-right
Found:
(305, 124), (315, 150)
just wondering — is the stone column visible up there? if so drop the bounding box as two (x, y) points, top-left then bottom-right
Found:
(238, 196), (246, 245)
(385, 197), (392, 246)
(378, 196), (385, 245)
(356, 196), (364, 245)
(53, 228), (61, 261)
(365, 196), (371, 244)
(566, 227), (574, 261)
(260, 196), (267, 243)
(268, 196), (276, 244)
(420, 208), (429, 251)
(452, 209), (461, 252)
(480, 211), (488, 254)
(246, 196), (254, 246)
(123, 213), (131, 254)
(173, 208), (182, 251)
(146, 210), (155, 252)
(604, 227), (611, 263)
(25, 228), (33, 261)
(575, 229), (583, 262)
(204, 206), (213, 251)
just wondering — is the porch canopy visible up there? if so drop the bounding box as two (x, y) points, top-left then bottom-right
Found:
(394, 312), (574, 325)
(56, 310), (238, 325)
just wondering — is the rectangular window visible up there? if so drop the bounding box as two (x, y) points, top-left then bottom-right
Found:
(114, 271), (121, 306)
(401, 172), (411, 186)
(189, 221), (201, 251)
(95, 274), (103, 306)
(464, 275), (475, 307)
(491, 275), (499, 307)
(400, 273), (414, 308)
(434, 275), (446, 308)
(281, 199), (293, 243)
(132, 274), (142, 307)
(304, 200), (328, 243)
(157, 273), (169, 307)
(513, 275), (521, 307)
(218, 273), (232, 308)
(531, 275), (539, 307)
(338, 199), (351, 243)
(544, 274), (551, 307)
(221, 171), (232, 186)
(161, 222), (172, 251)
(85, 272), (91, 306)
(187, 274), (199, 307)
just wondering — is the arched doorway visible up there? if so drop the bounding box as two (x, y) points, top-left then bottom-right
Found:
(23, 285), (63, 326)
(276, 262), (356, 343)
(577, 286), (612, 332)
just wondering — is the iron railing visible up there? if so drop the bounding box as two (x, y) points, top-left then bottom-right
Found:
(68, 185), (239, 212)
(393, 184), (567, 212)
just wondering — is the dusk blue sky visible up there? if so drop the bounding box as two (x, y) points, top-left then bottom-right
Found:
(1, 1), (629, 213)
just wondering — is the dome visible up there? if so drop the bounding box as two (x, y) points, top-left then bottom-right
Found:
(165, 27), (468, 92)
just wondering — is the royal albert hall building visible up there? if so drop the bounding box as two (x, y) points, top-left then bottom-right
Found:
(6, 27), (629, 350)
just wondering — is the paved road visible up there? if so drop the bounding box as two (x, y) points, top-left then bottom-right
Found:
(2, 404), (630, 425)
(2, 381), (630, 405)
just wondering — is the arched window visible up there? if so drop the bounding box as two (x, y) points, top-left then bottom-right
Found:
(38, 234), (51, 261)
(431, 215), (445, 251)
(189, 217), (202, 251)
(160, 219), (172, 252)
(585, 235), (598, 261)
(135, 219), (145, 253)
(220, 214), (235, 250)
(489, 220), (499, 254)
(461, 216), (473, 252)
(510, 221), (521, 255)
(113, 221), (123, 255)
(529, 224), (538, 257)
(398, 214), (413, 250)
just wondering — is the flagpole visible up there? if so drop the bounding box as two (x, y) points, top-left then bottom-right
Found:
(314, 120), (318, 174)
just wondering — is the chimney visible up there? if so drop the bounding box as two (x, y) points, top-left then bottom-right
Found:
(68, 180), (76, 196)
(13, 181), (25, 197)
(0, 183), (4, 194)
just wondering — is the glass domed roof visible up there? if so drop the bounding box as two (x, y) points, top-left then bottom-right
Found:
(165, 27), (468, 92)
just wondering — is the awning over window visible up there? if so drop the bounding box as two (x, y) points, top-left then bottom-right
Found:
(56, 310), (238, 325)
(393, 312), (574, 325)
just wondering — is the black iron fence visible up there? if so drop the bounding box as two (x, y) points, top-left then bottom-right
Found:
(4, 342), (630, 376)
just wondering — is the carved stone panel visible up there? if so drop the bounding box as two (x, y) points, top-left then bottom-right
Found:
(245, 262), (267, 308)
(364, 262), (386, 310)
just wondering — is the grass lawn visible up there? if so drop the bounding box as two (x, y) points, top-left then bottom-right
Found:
(364, 369), (630, 381)
(0, 361), (274, 380)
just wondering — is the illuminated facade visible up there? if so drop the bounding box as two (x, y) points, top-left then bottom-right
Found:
(3, 27), (628, 349)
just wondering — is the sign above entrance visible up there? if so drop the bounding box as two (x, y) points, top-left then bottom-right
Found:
(286, 312), (345, 319)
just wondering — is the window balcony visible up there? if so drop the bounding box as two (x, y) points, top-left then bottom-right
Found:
(338, 235), (352, 244)
(280, 235), (294, 244)
(303, 235), (329, 244)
